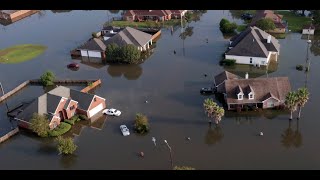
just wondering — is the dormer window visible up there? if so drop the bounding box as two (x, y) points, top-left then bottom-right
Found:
(249, 93), (254, 99)
(238, 94), (243, 100)
(236, 85), (243, 100)
(248, 85), (254, 100)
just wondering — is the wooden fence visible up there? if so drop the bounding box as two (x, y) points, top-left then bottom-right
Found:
(0, 127), (19, 144)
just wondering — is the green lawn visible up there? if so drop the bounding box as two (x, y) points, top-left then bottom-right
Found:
(109, 19), (184, 28)
(0, 44), (47, 64)
(276, 11), (312, 32)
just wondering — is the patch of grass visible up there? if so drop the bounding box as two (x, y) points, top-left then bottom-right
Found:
(48, 122), (72, 137)
(237, 24), (247, 32)
(110, 19), (183, 28)
(0, 44), (47, 64)
(276, 11), (312, 32)
(220, 59), (236, 66)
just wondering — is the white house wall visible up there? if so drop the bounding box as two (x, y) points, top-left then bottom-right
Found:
(225, 55), (268, 66)
(80, 50), (89, 57)
(88, 51), (102, 58)
(302, 29), (315, 35)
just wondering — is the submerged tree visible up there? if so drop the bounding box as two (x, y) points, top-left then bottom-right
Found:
(134, 113), (150, 134)
(30, 113), (49, 137)
(203, 98), (225, 124)
(56, 136), (77, 155)
(40, 71), (55, 86)
(285, 91), (298, 120)
(296, 88), (310, 119)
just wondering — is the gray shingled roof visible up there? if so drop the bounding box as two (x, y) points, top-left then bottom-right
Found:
(224, 77), (291, 104)
(105, 27), (152, 47)
(226, 26), (280, 57)
(70, 89), (94, 110)
(77, 38), (106, 51)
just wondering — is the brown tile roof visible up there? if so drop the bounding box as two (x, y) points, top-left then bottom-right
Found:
(224, 77), (291, 104)
(226, 26), (280, 57)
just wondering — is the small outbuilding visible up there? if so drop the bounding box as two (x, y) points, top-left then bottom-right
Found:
(302, 24), (315, 35)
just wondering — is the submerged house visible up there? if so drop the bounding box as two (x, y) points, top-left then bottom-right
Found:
(214, 71), (291, 110)
(302, 24), (315, 35)
(225, 26), (280, 66)
(0, 10), (39, 24)
(15, 86), (106, 129)
(250, 10), (287, 34)
(73, 27), (153, 63)
(123, 10), (172, 21)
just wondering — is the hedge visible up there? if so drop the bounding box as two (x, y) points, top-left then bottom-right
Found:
(220, 59), (236, 66)
(79, 114), (88, 121)
(48, 122), (72, 137)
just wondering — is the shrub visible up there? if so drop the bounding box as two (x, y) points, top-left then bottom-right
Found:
(296, 64), (304, 71)
(64, 119), (75, 125)
(30, 113), (49, 137)
(120, 44), (141, 64)
(220, 59), (236, 66)
(220, 18), (229, 28)
(92, 32), (99, 38)
(56, 136), (77, 155)
(87, 82), (93, 87)
(40, 71), (55, 86)
(134, 113), (150, 134)
(78, 114), (88, 121)
(48, 122), (72, 137)
(256, 18), (276, 31)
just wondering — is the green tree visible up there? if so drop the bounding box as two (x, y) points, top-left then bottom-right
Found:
(173, 166), (195, 170)
(134, 113), (150, 134)
(219, 18), (229, 28)
(255, 18), (276, 31)
(56, 136), (77, 155)
(285, 91), (298, 120)
(40, 71), (55, 86)
(105, 43), (120, 61)
(30, 113), (49, 137)
(310, 10), (320, 26)
(120, 44), (141, 64)
(184, 12), (192, 22)
(203, 98), (225, 124)
(296, 88), (309, 119)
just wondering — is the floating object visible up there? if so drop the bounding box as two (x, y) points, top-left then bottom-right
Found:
(140, 151), (144, 157)
(152, 137), (156, 146)
(145, 100), (149, 103)
(186, 137), (191, 141)
(259, 132), (264, 136)
(204, 74), (207, 77)
(174, 50), (176, 54)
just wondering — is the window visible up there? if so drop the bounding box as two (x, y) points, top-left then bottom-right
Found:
(238, 94), (243, 100)
(249, 94), (253, 99)
(250, 58), (252, 64)
(70, 105), (75, 110)
(94, 97), (97, 102)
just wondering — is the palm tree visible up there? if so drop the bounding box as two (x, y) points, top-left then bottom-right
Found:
(285, 91), (298, 120)
(296, 88), (310, 119)
(203, 98), (225, 124)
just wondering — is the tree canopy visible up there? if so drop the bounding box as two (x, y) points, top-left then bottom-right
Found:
(56, 136), (77, 155)
(30, 113), (50, 137)
(40, 71), (55, 86)
(134, 113), (150, 134)
(256, 18), (276, 31)
(105, 44), (141, 64)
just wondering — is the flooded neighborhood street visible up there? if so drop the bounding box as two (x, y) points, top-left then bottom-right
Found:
(1, 10), (320, 169)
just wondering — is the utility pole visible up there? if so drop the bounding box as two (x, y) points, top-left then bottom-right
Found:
(164, 140), (174, 169)
(0, 82), (4, 96)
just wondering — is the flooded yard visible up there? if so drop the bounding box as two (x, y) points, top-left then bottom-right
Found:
(0, 10), (320, 170)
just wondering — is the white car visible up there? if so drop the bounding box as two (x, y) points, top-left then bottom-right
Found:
(120, 125), (130, 136)
(103, 108), (121, 116)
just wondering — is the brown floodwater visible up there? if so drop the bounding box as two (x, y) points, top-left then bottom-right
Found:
(0, 10), (320, 170)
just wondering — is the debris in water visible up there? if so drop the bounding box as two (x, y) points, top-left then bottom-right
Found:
(259, 132), (264, 136)
(140, 152), (144, 157)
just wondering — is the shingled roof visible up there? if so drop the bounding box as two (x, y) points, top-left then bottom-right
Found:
(77, 38), (107, 51)
(224, 77), (291, 104)
(226, 26), (280, 57)
(105, 26), (152, 47)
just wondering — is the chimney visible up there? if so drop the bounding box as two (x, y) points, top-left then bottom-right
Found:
(267, 35), (271, 43)
(245, 72), (249, 79)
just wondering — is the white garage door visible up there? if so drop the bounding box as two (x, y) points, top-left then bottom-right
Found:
(88, 51), (101, 58)
(88, 103), (104, 118)
(80, 50), (89, 57)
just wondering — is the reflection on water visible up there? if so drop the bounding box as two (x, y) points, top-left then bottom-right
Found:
(281, 120), (302, 149)
(107, 64), (143, 80)
(60, 154), (78, 169)
(205, 124), (224, 145)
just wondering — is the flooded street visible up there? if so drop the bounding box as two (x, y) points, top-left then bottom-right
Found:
(0, 10), (320, 169)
